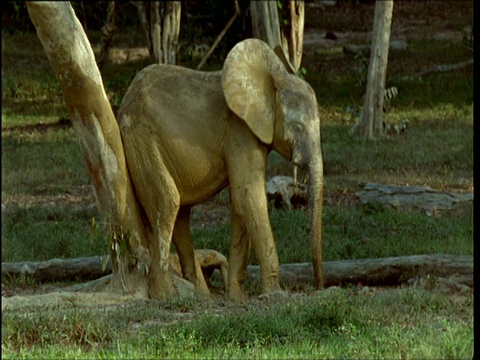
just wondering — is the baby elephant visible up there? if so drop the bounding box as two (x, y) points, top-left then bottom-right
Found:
(117, 38), (324, 301)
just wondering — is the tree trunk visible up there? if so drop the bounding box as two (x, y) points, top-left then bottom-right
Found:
(160, 2), (181, 64)
(149, 1), (181, 64)
(350, 1), (394, 139)
(3, 255), (472, 290)
(150, 2), (162, 63)
(97, 1), (116, 69)
(279, 0), (304, 72)
(250, 0), (305, 73)
(134, 2), (153, 58)
(26, 2), (175, 300)
(250, 1), (282, 49)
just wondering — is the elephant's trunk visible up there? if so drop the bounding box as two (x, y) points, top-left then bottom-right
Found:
(308, 157), (324, 289)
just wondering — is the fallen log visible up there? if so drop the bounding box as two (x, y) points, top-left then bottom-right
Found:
(265, 254), (473, 288)
(343, 39), (407, 55)
(1, 249), (228, 286)
(3, 254), (472, 289)
(414, 58), (473, 78)
(355, 182), (473, 213)
(2, 256), (111, 282)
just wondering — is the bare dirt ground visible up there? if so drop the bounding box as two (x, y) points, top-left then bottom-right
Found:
(304, 0), (468, 49)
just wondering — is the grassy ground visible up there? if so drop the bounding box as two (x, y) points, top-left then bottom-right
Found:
(1, 1), (473, 358)
(1, 287), (473, 359)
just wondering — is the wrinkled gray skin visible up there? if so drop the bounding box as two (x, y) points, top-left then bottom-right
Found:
(117, 39), (323, 301)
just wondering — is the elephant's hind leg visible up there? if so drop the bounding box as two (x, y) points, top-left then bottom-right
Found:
(123, 137), (180, 299)
(173, 206), (211, 295)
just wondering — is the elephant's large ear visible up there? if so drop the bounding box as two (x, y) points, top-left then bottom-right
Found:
(222, 39), (286, 145)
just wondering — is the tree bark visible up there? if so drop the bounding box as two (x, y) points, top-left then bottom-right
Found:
(26, 2), (163, 299)
(350, 0), (394, 139)
(279, 0), (304, 72)
(2, 256), (111, 282)
(250, 0), (305, 73)
(159, 2), (181, 64)
(149, 1), (181, 64)
(3, 255), (472, 289)
(134, 2), (153, 58)
(250, 254), (473, 288)
(97, 1), (116, 69)
(250, 1), (282, 49)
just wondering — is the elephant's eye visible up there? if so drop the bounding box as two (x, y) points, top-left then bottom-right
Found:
(293, 122), (305, 134)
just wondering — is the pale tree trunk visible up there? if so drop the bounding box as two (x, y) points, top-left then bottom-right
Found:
(280, 0), (305, 72)
(350, 1), (394, 139)
(26, 2), (186, 300)
(156, 1), (181, 65)
(250, 1), (282, 49)
(250, 0), (304, 72)
(136, 1), (181, 64)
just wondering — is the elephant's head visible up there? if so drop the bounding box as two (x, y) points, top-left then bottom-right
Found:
(221, 39), (324, 288)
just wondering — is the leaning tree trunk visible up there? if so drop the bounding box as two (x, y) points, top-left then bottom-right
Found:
(350, 0), (394, 139)
(26, 2), (185, 300)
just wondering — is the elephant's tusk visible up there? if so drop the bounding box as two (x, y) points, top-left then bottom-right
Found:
(293, 165), (298, 187)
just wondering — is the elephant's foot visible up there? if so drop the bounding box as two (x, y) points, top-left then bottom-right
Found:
(227, 287), (249, 303)
(148, 273), (178, 300)
(261, 277), (283, 296)
(191, 278), (212, 299)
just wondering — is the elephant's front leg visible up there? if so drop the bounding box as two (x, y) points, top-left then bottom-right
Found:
(227, 150), (282, 300)
(145, 187), (180, 299)
(173, 206), (211, 295)
(148, 220), (177, 299)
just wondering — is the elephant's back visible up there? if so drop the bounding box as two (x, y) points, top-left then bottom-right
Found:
(117, 63), (230, 148)
(118, 64), (226, 128)
(116, 64), (232, 205)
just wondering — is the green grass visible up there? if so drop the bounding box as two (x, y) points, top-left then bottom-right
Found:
(2, 129), (89, 194)
(321, 116), (473, 189)
(2, 287), (473, 359)
(1, 25), (473, 268)
(1, 205), (105, 262)
(190, 202), (473, 266)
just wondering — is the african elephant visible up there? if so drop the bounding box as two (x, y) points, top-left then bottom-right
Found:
(117, 38), (323, 301)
